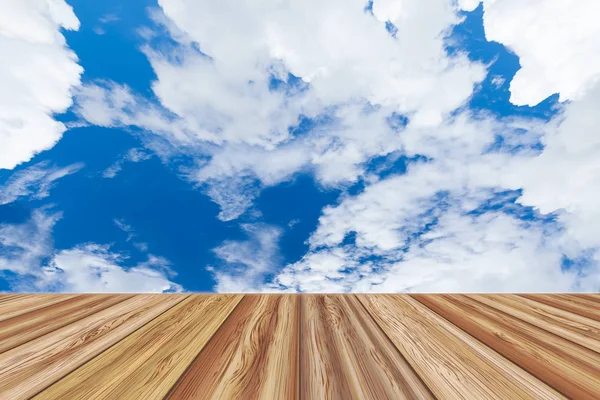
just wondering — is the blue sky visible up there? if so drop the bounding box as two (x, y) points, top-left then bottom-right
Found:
(1, 0), (600, 292)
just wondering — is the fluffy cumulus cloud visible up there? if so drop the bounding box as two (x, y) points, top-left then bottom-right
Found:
(264, 0), (600, 293)
(453, 0), (600, 260)
(509, 82), (600, 250)
(75, 0), (485, 220)
(71, 0), (600, 292)
(459, 0), (600, 105)
(0, 0), (83, 170)
(268, 111), (599, 292)
(0, 207), (182, 292)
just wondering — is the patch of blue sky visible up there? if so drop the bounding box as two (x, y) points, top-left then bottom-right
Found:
(43, 128), (243, 292)
(62, 0), (159, 97)
(269, 73), (310, 95)
(449, 4), (561, 120)
(255, 174), (341, 266)
(561, 252), (596, 274)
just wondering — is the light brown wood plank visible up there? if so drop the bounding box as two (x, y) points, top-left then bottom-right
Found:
(0, 294), (132, 354)
(167, 294), (299, 400)
(415, 294), (600, 400)
(520, 294), (600, 322)
(360, 294), (564, 400)
(0, 294), (187, 400)
(300, 295), (433, 400)
(0, 294), (80, 323)
(468, 294), (600, 354)
(34, 294), (243, 400)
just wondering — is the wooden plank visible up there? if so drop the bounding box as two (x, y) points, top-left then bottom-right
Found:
(359, 294), (564, 400)
(468, 294), (600, 354)
(520, 294), (600, 322)
(34, 294), (243, 400)
(0, 294), (187, 400)
(0, 294), (80, 323)
(300, 295), (433, 400)
(414, 294), (600, 400)
(167, 294), (299, 400)
(0, 294), (133, 353)
(570, 294), (600, 303)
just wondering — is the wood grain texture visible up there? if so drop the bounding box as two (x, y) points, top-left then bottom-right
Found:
(0, 294), (597, 399)
(0, 294), (187, 400)
(414, 294), (600, 399)
(0, 294), (132, 354)
(570, 294), (600, 302)
(167, 294), (299, 400)
(0, 294), (80, 323)
(359, 294), (565, 400)
(468, 294), (600, 354)
(34, 295), (242, 400)
(520, 294), (600, 322)
(300, 295), (433, 400)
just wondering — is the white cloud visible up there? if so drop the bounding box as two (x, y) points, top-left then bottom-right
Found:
(507, 82), (600, 250)
(450, 1), (600, 268)
(157, 0), (484, 125)
(266, 0), (600, 293)
(74, 0), (486, 219)
(268, 109), (600, 293)
(45, 245), (182, 293)
(0, 207), (59, 277)
(0, 208), (182, 292)
(460, 0), (600, 106)
(0, 0), (83, 170)
(99, 13), (119, 24)
(273, 209), (596, 293)
(66, 0), (600, 294)
(0, 161), (83, 205)
(210, 224), (283, 292)
(103, 148), (151, 178)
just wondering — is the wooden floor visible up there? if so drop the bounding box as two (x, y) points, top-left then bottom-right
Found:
(0, 294), (598, 399)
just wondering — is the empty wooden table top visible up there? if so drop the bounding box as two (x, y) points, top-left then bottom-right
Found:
(0, 294), (598, 399)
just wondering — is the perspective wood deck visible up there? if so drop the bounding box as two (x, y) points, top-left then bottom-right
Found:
(0, 294), (598, 399)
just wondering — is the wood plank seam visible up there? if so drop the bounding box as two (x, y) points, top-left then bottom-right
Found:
(352, 294), (435, 399)
(26, 294), (190, 399)
(464, 294), (600, 375)
(365, 294), (566, 399)
(466, 294), (600, 355)
(0, 294), (597, 399)
(464, 294), (600, 367)
(0, 295), (81, 323)
(413, 294), (600, 399)
(518, 294), (600, 322)
(32, 295), (243, 399)
(162, 294), (248, 398)
(0, 295), (136, 355)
